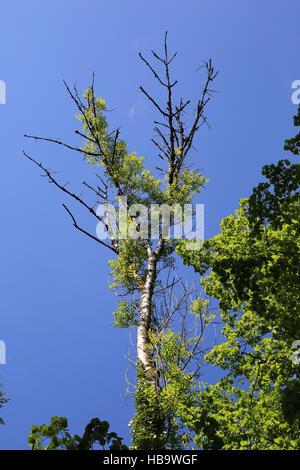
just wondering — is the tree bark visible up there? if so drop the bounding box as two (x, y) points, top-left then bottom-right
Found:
(137, 246), (159, 389)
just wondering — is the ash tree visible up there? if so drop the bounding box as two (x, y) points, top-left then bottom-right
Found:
(24, 33), (218, 449)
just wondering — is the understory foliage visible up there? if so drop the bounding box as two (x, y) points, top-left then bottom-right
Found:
(0, 383), (9, 426)
(28, 417), (128, 450)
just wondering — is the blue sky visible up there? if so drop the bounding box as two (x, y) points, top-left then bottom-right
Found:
(0, 0), (299, 449)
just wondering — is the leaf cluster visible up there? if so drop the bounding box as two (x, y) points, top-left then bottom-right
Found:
(28, 416), (128, 450)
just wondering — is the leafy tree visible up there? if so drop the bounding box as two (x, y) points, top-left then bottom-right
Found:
(284, 104), (300, 155)
(0, 383), (9, 426)
(177, 106), (300, 449)
(24, 33), (218, 449)
(28, 416), (128, 450)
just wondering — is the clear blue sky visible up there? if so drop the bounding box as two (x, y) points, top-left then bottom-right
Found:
(0, 0), (299, 449)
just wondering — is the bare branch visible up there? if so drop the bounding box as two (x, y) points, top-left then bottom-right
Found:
(139, 86), (167, 117)
(23, 151), (118, 254)
(62, 204), (117, 253)
(138, 52), (168, 88)
(24, 134), (101, 158)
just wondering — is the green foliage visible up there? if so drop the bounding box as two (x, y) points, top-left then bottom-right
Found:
(130, 356), (194, 450)
(284, 104), (300, 155)
(176, 108), (300, 449)
(75, 90), (119, 168)
(178, 192), (299, 337)
(76, 88), (167, 207)
(130, 361), (170, 450)
(108, 238), (148, 292)
(248, 158), (299, 231)
(113, 152), (166, 207)
(130, 315), (216, 450)
(112, 299), (139, 328)
(281, 379), (300, 431)
(167, 166), (208, 205)
(28, 416), (128, 450)
(0, 383), (9, 426)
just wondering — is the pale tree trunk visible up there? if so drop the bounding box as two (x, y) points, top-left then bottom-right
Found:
(137, 242), (163, 389)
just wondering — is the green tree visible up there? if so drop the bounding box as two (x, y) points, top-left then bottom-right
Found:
(25, 33), (218, 449)
(177, 106), (300, 449)
(0, 383), (9, 426)
(28, 416), (128, 450)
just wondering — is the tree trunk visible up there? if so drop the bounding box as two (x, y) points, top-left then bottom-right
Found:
(137, 248), (159, 390)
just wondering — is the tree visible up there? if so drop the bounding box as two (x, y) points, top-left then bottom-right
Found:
(24, 33), (218, 449)
(0, 383), (8, 426)
(28, 416), (128, 450)
(177, 106), (300, 449)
